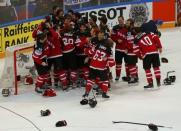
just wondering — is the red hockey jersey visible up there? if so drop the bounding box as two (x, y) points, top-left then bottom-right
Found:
(48, 28), (63, 59)
(61, 31), (76, 53)
(111, 25), (127, 53)
(32, 41), (50, 65)
(126, 31), (139, 56)
(136, 33), (162, 58)
(75, 34), (89, 56)
(85, 42), (115, 70)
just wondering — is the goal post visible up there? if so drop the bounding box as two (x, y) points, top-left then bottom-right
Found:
(1, 42), (35, 95)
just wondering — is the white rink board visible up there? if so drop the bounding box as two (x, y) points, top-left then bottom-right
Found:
(80, 3), (152, 28)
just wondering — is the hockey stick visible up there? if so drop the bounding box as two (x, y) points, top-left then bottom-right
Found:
(0, 105), (41, 131)
(112, 121), (172, 129)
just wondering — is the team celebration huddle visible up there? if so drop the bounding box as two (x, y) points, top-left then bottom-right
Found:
(32, 5), (162, 100)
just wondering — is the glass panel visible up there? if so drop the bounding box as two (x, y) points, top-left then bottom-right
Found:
(0, 0), (63, 25)
(0, 0), (25, 25)
(0, 0), (150, 25)
(100, 0), (117, 5)
(82, 0), (98, 8)
(28, 0), (63, 18)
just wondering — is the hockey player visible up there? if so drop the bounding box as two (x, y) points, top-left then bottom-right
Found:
(75, 23), (90, 85)
(47, 24), (68, 90)
(99, 16), (113, 84)
(89, 27), (101, 48)
(134, 27), (162, 88)
(32, 21), (48, 40)
(49, 5), (60, 25)
(52, 9), (64, 27)
(99, 16), (110, 39)
(125, 19), (139, 84)
(89, 15), (98, 29)
(61, 16), (78, 88)
(83, 30), (115, 99)
(32, 31), (50, 93)
(87, 27), (103, 91)
(141, 20), (161, 37)
(67, 9), (74, 17)
(71, 12), (82, 33)
(111, 16), (129, 81)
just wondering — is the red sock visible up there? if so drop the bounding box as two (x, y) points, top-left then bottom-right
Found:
(82, 67), (89, 80)
(35, 74), (48, 88)
(58, 70), (67, 86)
(85, 79), (95, 93)
(53, 72), (59, 84)
(154, 67), (161, 80)
(100, 81), (109, 93)
(70, 71), (77, 83)
(145, 69), (153, 84)
(128, 65), (137, 78)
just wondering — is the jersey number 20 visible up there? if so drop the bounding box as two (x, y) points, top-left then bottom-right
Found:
(63, 38), (74, 46)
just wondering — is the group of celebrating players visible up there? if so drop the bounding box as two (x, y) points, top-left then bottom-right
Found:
(32, 5), (163, 98)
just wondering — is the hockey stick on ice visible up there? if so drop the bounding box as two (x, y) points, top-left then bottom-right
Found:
(112, 121), (172, 129)
(0, 105), (41, 131)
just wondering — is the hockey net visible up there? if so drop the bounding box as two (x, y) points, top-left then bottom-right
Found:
(1, 42), (36, 95)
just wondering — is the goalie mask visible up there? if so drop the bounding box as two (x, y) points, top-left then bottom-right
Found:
(163, 71), (176, 85)
(24, 75), (33, 85)
(2, 89), (10, 97)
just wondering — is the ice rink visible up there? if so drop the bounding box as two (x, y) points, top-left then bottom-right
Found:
(0, 28), (181, 131)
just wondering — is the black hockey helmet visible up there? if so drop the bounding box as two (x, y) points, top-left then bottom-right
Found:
(55, 120), (67, 127)
(161, 57), (168, 63)
(40, 109), (51, 116)
(80, 99), (88, 105)
(89, 98), (97, 108)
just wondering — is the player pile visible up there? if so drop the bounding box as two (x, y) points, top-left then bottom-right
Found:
(31, 5), (163, 99)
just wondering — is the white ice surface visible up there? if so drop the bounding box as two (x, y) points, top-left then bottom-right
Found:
(0, 28), (181, 131)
